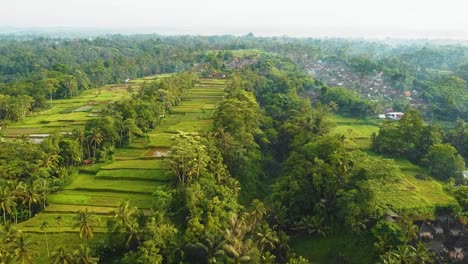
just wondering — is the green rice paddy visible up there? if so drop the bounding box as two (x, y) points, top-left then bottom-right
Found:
(12, 77), (226, 262)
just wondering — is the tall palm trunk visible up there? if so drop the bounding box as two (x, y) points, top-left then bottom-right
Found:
(94, 141), (97, 158)
(87, 143), (91, 160)
(44, 230), (49, 257)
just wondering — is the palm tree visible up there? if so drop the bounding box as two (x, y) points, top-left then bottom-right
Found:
(35, 178), (49, 209)
(0, 186), (16, 224)
(226, 178), (241, 197)
(249, 199), (267, 227)
(123, 118), (141, 144)
(113, 200), (136, 231)
(71, 128), (86, 160)
(261, 251), (276, 264)
(40, 220), (50, 257)
(39, 152), (59, 172)
(50, 246), (73, 264)
(287, 256), (310, 264)
(74, 208), (95, 242)
(56, 216), (63, 240)
(223, 213), (256, 264)
(255, 224), (279, 254)
(292, 215), (328, 238)
(223, 237), (255, 264)
(2, 223), (19, 244)
(13, 232), (37, 264)
(0, 224), (17, 263)
(72, 244), (99, 264)
(124, 220), (141, 250)
(203, 236), (226, 264)
(413, 242), (435, 263)
(398, 215), (418, 243)
(373, 233), (392, 255)
(114, 118), (125, 147)
(88, 127), (103, 159)
(17, 181), (42, 219)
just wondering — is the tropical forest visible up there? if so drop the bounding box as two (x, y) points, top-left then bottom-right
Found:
(0, 30), (467, 264)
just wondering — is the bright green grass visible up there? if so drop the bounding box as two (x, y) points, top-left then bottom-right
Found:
(43, 204), (117, 214)
(179, 99), (217, 105)
(331, 124), (380, 150)
(64, 174), (165, 193)
(48, 190), (155, 208)
(198, 78), (227, 84)
(183, 98), (221, 105)
(375, 159), (456, 217)
(95, 169), (172, 182)
(100, 159), (168, 170)
(330, 114), (456, 217)
(13, 75), (224, 258)
(23, 233), (104, 264)
(176, 104), (216, 112)
(160, 114), (185, 125)
(331, 124), (379, 139)
(148, 133), (174, 147)
(190, 87), (225, 92)
(190, 89), (224, 96)
(12, 112), (91, 126)
(114, 148), (147, 158)
(131, 73), (172, 83)
(165, 120), (213, 133)
(17, 213), (108, 229)
(3, 86), (132, 137)
(179, 112), (210, 121)
(290, 232), (376, 264)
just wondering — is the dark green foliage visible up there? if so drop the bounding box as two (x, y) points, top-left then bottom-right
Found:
(447, 119), (468, 160)
(423, 143), (465, 181)
(213, 87), (263, 199)
(378, 243), (434, 264)
(371, 220), (405, 254)
(271, 132), (401, 233)
(418, 76), (468, 121)
(320, 86), (374, 117)
(372, 109), (443, 162)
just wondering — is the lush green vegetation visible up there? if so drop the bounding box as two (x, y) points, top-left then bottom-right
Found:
(1, 35), (467, 264)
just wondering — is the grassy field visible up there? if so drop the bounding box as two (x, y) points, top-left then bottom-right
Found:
(22, 233), (102, 264)
(13, 77), (226, 263)
(47, 190), (155, 208)
(2, 82), (134, 138)
(330, 114), (456, 215)
(375, 159), (455, 217)
(330, 114), (381, 150)
(290, 231), (376, 264)
(290, 115), (456, 263)
(100, 159), (168, 170)
(64, 174), (166, 194)
(95, 169), (172, 181)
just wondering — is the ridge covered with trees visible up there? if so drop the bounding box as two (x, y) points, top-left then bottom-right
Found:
(0, 34), (467, 263)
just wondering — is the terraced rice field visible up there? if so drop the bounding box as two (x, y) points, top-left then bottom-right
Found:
(14, 77), (226, 263)
(330, 114), (456, 215)
(2, 81), (135, 139)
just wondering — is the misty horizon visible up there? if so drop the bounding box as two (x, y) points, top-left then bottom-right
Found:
(2, 0), (468, 40)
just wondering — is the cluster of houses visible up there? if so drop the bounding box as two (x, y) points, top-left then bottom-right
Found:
(303, 59), (428, 115)
(417, 216), (468, 262)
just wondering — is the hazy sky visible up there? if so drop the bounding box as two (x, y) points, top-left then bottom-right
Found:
(2, 0), (468, 38)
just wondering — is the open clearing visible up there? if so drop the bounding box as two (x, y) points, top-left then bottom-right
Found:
(330, 114), (456, 214)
